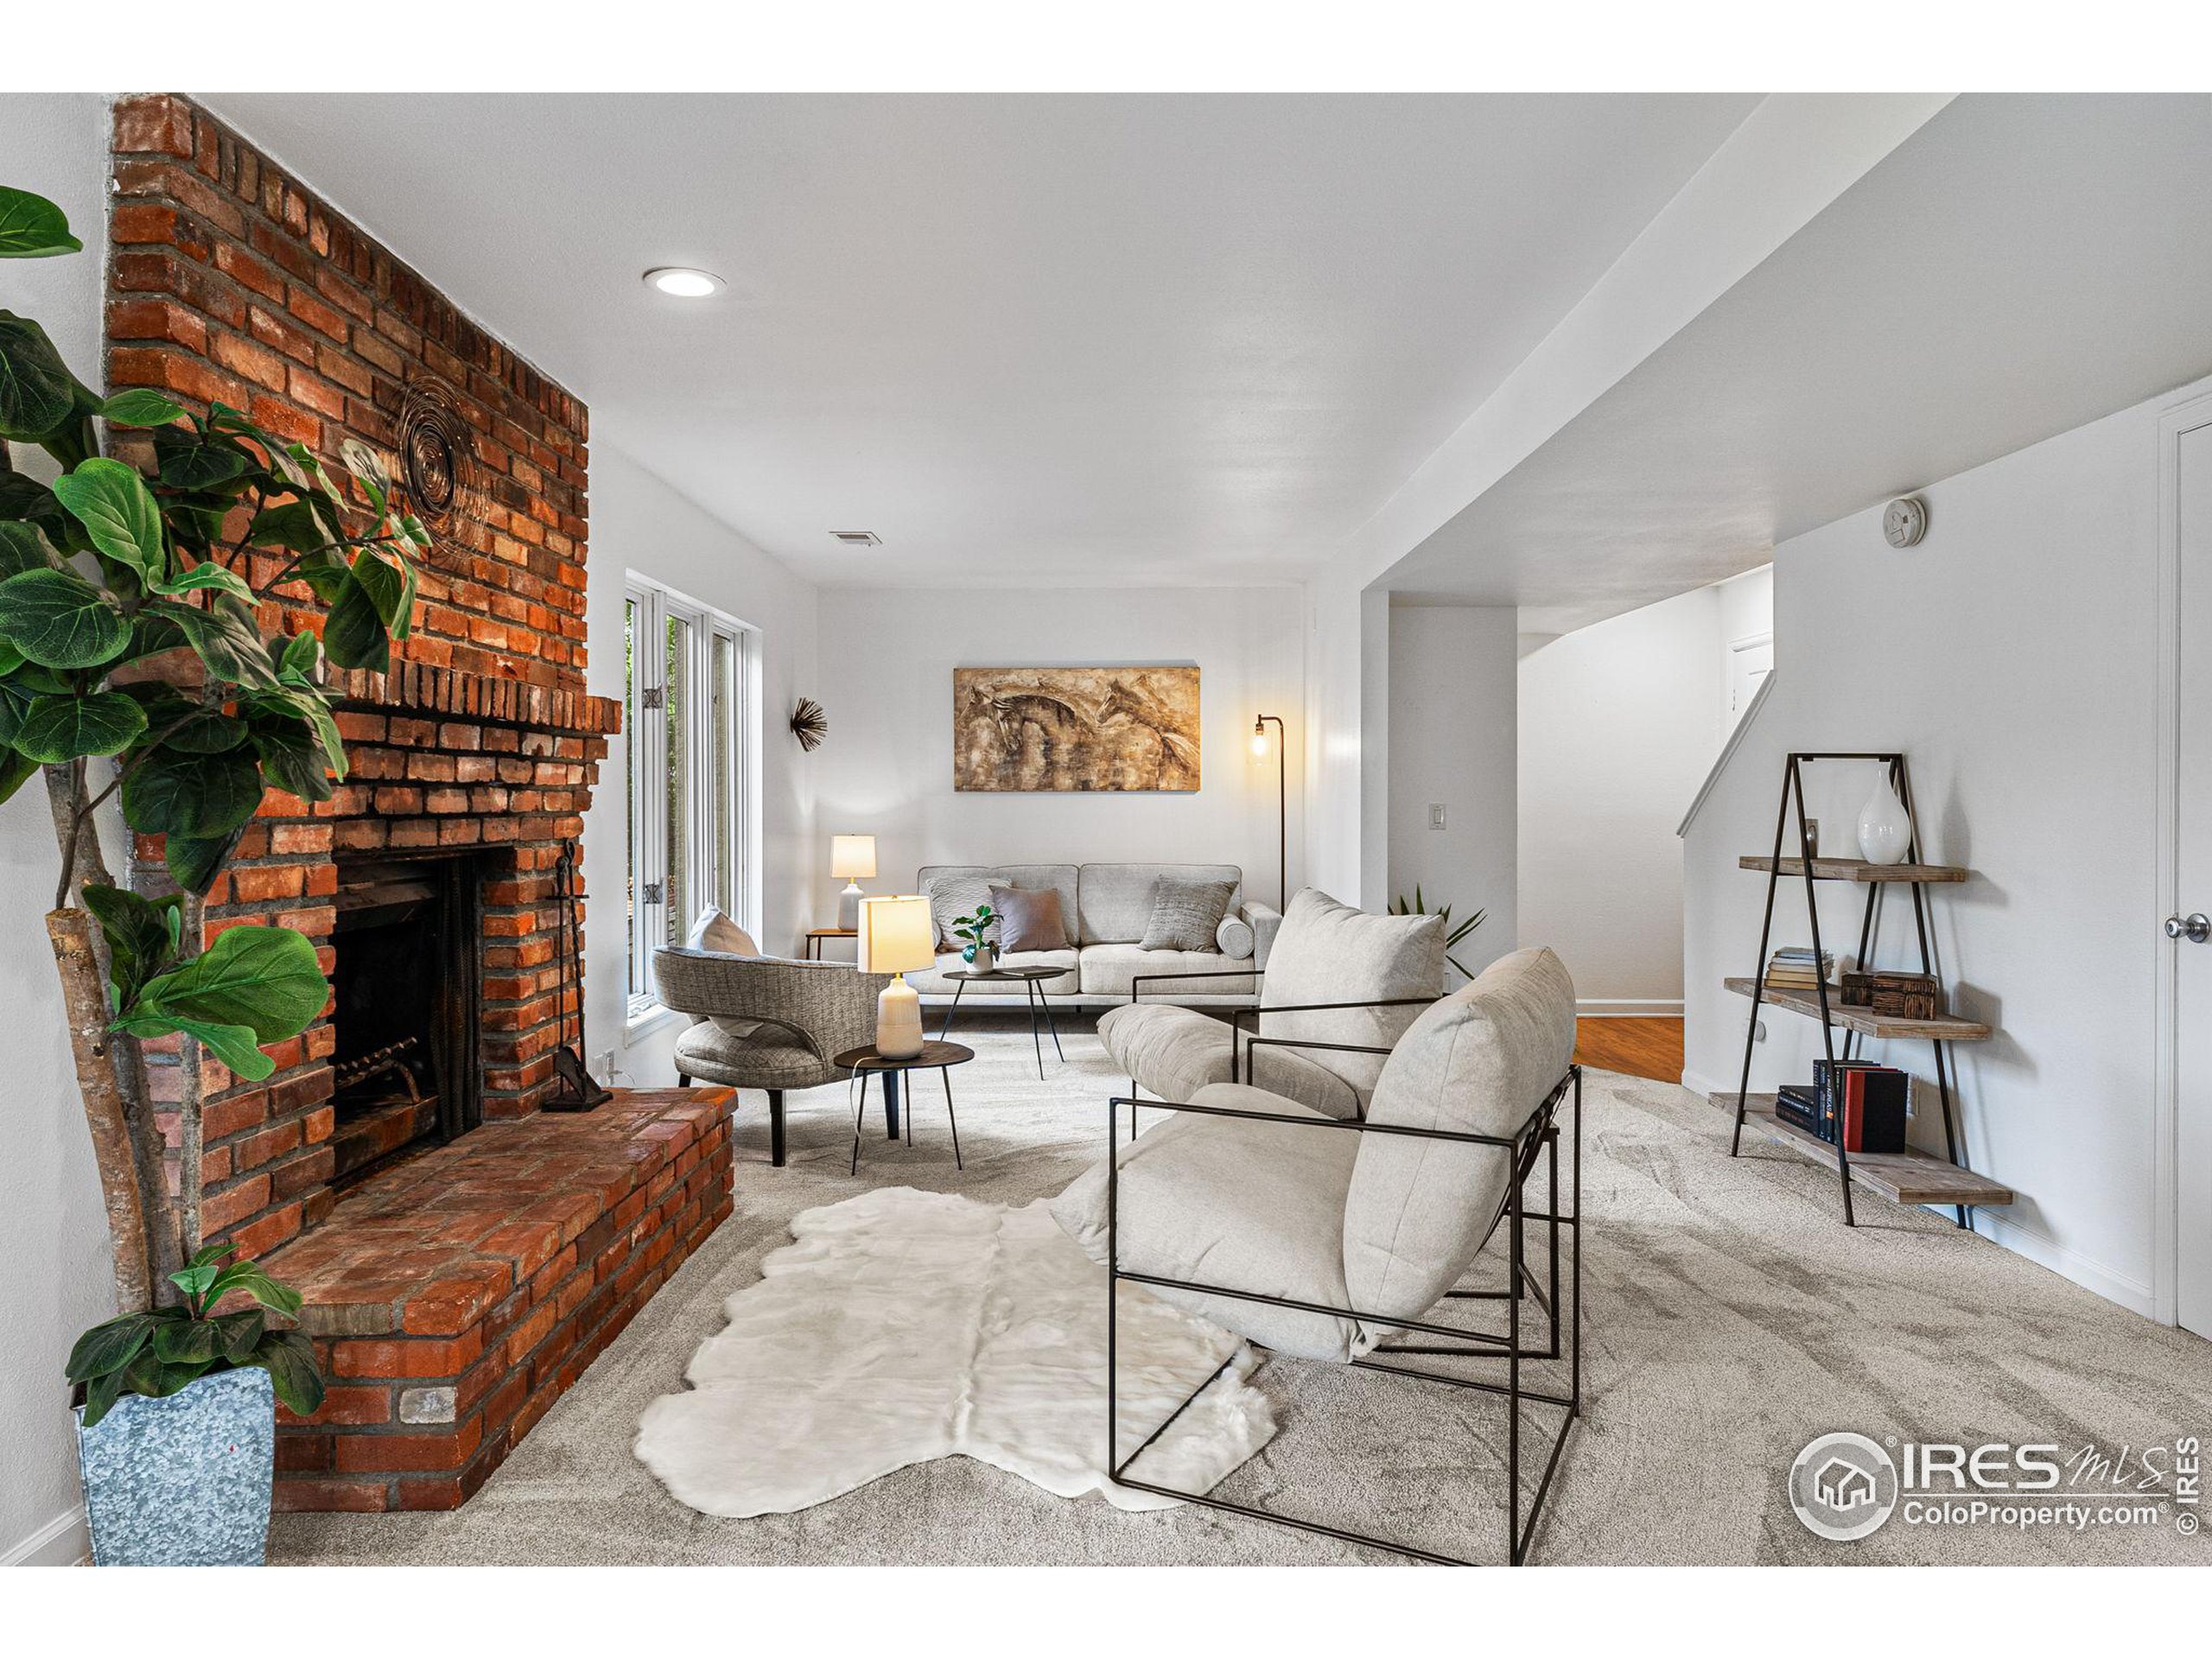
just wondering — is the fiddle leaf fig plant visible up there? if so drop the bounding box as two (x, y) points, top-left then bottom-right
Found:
(67, 1243), (324, 1427)
(2, 181), (429, 1334)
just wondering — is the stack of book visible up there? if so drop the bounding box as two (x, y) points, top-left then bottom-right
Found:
(1762, 947), (1834, 993)
(1776, 1061), (1910, 1154)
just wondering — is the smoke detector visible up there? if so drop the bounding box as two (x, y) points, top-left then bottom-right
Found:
(830, 531), (881, 548)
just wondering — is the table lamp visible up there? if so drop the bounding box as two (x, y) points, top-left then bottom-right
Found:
(857, 895), (936, 1058)
(831, 834), (877, 930)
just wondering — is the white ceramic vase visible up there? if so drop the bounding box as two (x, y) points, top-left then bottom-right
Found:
(1856, 774), (1913, 865)
(969, 944), (995, 975)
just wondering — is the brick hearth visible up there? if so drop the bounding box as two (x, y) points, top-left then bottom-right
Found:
(264, 1089), (735, 1512)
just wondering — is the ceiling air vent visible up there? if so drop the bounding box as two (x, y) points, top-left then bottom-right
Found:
(831, 531), (881, 548)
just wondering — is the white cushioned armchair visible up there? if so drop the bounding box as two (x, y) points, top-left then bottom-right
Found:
(1099, 888), (1446, 1121)
(1052, 946), (1583, 1564)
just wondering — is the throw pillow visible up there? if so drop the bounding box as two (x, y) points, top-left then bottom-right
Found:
(988, 884), (1069, 955)
(1215, 912), (1255, 960)
(926, 870), (1004, 950)
(686, 906), (760, 957)
(1139, 876), (1236, 952)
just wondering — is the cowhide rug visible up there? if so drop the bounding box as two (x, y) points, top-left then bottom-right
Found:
(634, 1185), (1275, 1517)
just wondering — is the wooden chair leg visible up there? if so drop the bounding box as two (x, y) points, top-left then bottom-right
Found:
(768, 1089), (786, 1167)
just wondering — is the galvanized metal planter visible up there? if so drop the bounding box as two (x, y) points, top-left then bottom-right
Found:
(75, 1366), (274, 1566)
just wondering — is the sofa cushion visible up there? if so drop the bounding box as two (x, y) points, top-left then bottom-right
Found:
(1342, 947), (1576, 1348)
(1215, 913), (1255, 960)
(921, 864), (1077, 950)
(1079, 942), (1255, 1001)
(1098, 1003), (1362, 1120)
(1139, 875), (1236, 952)
(989, 884), (1071, 954)
(1077, 862), (1242, 944)
(1259, 889), (1446, 1100)
(907, 948), (1078, 996)
(1051, 1083), (1362, 1362)
(674, 1021), (836, 1090)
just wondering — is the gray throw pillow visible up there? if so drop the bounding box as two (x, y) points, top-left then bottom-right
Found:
(988, 885), (1069, 955)
(1139, 876), (1236, 952)
(926, 870), (1004, 950)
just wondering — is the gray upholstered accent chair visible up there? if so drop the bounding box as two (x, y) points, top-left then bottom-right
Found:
(1098, 887), (1448, 1122)
(652, 946), (887, 1166)
(1053, 946), (1582, 1564)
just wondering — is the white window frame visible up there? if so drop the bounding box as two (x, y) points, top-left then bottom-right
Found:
(626, 574), (755, 1025)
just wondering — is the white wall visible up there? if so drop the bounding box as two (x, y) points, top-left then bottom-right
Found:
(2, 93), (116, 1568)
(1519, 580), (1762, 1009)
(1684, 372), (2212, 1315)
(811, 587), (1305, 914)
(1386, 605), (1517, 979)
(582, 447), (821, 1088)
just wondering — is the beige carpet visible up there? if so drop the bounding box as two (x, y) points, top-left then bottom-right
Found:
(272, 1017), (2212, 1565)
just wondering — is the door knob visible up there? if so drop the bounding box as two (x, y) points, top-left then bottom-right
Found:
(2167, 912), (2211, 943)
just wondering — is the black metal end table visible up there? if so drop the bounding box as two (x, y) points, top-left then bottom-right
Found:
(937, 966), (1067, 1078)
(832, 1039), (971, 1175)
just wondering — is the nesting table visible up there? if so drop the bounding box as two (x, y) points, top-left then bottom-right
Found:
(832, 1039), (971, 1175)
(937, 966), (1067, 1078)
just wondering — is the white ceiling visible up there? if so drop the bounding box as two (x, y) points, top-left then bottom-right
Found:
(1380, 94), (2212, 632)
(202, 92), (1758, 588)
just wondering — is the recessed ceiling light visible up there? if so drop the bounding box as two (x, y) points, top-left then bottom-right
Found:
(643, 267), (724, 298)
(831, 531), (881, 548)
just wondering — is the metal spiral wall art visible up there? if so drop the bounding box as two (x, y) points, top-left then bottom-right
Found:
(791, 697), (828, 752)
(397, 373), (477, 534)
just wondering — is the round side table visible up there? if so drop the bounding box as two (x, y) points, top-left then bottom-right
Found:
(832, 1039), (973, 1176)
(938, 966), (1067, 1077)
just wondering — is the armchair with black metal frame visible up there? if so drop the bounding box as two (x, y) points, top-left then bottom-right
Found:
(1100, 1064), (1582, 1566)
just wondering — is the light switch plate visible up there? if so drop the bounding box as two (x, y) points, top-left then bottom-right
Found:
(1428, 803), (1446, 830)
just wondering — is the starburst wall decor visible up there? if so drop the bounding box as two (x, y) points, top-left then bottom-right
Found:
(791, 696), (828, 752)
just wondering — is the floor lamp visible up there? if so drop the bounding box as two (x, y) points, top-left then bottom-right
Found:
(1250, 714), (1286, 912)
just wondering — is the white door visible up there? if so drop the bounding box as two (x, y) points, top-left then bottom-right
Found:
(1726, 633), (1773, 740)
(2177, 415), (2212, 1339)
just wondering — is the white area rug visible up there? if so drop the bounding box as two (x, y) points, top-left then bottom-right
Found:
(633, 1185), (1274, 1517)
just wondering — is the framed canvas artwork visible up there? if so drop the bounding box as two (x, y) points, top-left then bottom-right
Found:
(952, 666), (1200, 791)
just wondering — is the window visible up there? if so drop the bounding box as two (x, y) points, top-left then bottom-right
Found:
(626, 575), (752, 1019)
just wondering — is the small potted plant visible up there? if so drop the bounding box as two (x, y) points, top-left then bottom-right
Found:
(68, 1243), (325, 1565)
(951, 903), (998, 974)
(1389, 886), (1487, 982)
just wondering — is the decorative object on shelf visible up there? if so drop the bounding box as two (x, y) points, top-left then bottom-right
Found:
(857, 895), (936, 1058)
(1856, 771), (1914, 864)
(1726, 751), (2004, 1228)
(831, 835), (876, 931)
(952, 665), (1198, 791)
(1250, 713), (1287, 910)
(397, 372), (476, 533)
(791, 696), (829, 752)
(1883, 494), (1929, 549)
(1762, 946), (1832, 992)
(1389, 886), (1487, 982)
(950, 902), (998, 974)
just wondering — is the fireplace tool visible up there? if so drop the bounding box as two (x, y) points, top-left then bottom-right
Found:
(543, 839), (613, 1112)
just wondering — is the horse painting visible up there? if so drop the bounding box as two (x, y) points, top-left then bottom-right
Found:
(951, 666), (1200, 791)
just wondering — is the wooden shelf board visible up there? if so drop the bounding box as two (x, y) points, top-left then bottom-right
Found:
(1724, 977), (1992, 1041)
(1710, 1093), (2012, 1207)
(1739, 855), (1968, 883)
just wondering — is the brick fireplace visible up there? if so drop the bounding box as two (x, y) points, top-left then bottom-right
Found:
(105, 96), (738, 1510)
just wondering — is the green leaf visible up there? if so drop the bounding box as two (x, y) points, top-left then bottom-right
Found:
(143, 595), (282, 689)
(0, 469), (80, 554)
(99, 387), (188, 427)
(12, 690), (148, 762)
(118, 1347), (213, 1400)
(157, 438), (250, 493)
(205, 1260), (303, 1319)
(251, 1329), (325, 1418)
(0, 566), (130, 669)
(82, 882), (183, 1007)
(321, 569), (391, 672)
(251, 715), (336, 802)
(66, 1313), (158, 1382)
(243, 499), (326, 554)
(0, 309), (78, 441)
(132, 922), (327, 1041)
(278, 629), (324, 684)
(213, 1309), (267, 1363)
(169, 1262), (222, 1300)
(0, 520), (62, 578)
(0, 187), (82, 259)
(112, 1008), (274, 1080)
(119, 742), (263, 839)
(156, 561), (256, 606)
(53, 457), (167, 587)
(0, 747), (37, 804)
(151, 1316), (227, 1365)
(165, 828), (245, 897)
(351, 545), (408, 632)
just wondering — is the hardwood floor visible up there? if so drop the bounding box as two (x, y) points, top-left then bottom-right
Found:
(1572, 1015), (1683, 1084)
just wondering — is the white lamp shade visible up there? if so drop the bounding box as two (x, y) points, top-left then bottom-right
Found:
(857, 894), (935, 976)
(830, 835), (877, 880)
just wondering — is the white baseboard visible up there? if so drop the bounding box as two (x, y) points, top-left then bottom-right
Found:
(3, 1506), (86, 1567)
(1576, 999), (1684, 1019)
(1681, 1067), (1728, 1098)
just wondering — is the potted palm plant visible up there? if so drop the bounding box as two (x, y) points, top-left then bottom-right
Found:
(1389, 886), (1487, 982)
(3, 182), (425, 1562)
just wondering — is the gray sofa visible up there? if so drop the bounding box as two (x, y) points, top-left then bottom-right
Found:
(910, 862), (1281, 1008)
